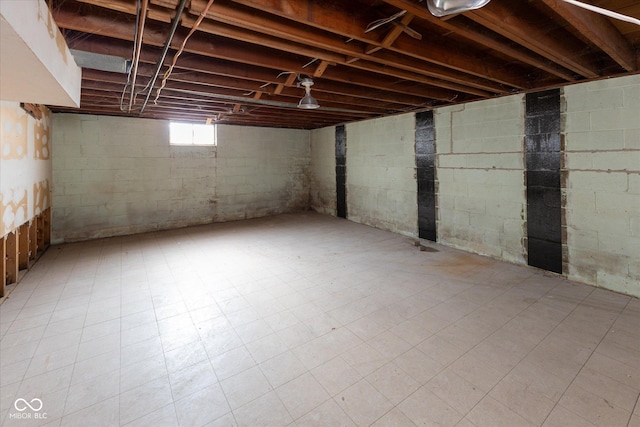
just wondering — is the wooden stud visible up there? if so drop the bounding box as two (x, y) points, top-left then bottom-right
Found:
(44, 208), (51, 246)
(6, 231), (18, 285)
(273, 83), (285, 95)
(18, 224), (30, 270)
(284, 73), (297, 87)
(29, 221), (37, 262)
(1, 236), (6, 297)
(37, 212), (45, 252)
(313, 60), (331, 78)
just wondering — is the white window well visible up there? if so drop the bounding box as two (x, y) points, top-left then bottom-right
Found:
(169, 121), (217, 146)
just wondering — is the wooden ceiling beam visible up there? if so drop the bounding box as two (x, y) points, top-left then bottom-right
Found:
(465, 0), (600, 78)
(225, 0), (529, 89)
(313, 60), (331, 78)
(382, 0), (578, 81)
(539, 0), (636, 71)
(191, 18), (502, 96)
(365, 13), (417, 55)
(186, 12), (504, 95)
(284, 73), (298, 87)
(70, 36), (436, 108)
(72, 0), (501, 95)
(82, 69), (409, 114)
(54, 7), (458, 103)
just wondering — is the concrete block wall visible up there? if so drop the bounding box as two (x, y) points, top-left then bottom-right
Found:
(309, 126), (336, 216)
(435, 96), (527, 264)
(346, 114), (418, 236)
(215, 125), (310, 221)
(563, 74), (640, 297)
(52, 115), (310, 242)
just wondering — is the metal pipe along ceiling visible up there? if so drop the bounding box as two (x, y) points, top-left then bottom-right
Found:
(139, 0), (189, 114)
(127, 0), (149, 113)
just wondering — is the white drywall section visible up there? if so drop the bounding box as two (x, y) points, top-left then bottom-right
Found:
(309, 126), (336, 216)
(0, 0), (81, 107)
(346, 114), (417, 236)
(1, 101), (52, 236)
(563, 74), (640, 297)
(51, 114), (310, 242)
(435, 96), (527, 264)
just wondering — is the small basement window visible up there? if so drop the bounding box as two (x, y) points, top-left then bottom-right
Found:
(169, 121), (216, 146)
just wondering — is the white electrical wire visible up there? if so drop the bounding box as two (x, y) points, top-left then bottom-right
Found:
(561, 0), (640, 26)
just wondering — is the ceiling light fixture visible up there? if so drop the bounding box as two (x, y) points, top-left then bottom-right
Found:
(425, 0), (491, 17)
(297, 77), (320, 109)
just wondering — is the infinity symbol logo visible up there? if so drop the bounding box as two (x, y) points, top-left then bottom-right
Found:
(14, 398), (43, 412)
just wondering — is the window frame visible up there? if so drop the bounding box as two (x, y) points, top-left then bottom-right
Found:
(169, 121), (217, 147)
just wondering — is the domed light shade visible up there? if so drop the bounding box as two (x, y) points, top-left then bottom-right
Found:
(426, 0), (491, 17)
(298, 93), (320, 109)
(297, 77), (320, 109)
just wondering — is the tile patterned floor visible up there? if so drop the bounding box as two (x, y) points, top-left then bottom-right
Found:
(0, 212), (638, 427)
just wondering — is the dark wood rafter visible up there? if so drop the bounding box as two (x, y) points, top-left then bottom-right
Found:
(466, 0), (602, 78)
(538, 0), (636, 72)
(381, 0), (580, 81)
(47, 0), (640, 128)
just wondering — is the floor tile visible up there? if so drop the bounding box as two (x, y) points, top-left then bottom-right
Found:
(70, 350), (120, 385)
(168, 359), (218, 401)
(466, 396), (535, 427)
(294, 399), (356, 427)
(119, 376), (173, 425)
(174, 383), (230, 427)
(542, 406), (598, 427)
(489, 376), (555, 425)
(122, 403), (177, 427)
(570, 366), (639, 411)
(276, 372), (329, 420)
(120, 352), (167, 392)
(426, 369), (486, 415)
(341, 342), (388, 377)
(449, 352), (507, 392)
(335, 379), (394, 426)
(367, 331), (412, 359)
(370, 407), (417, 427)
(392, 347), (444, 385)
(233, 391), (292, 427)
(61, 396), (119, 427)
(202, 328), (244, 358)
(0, 213), (637, 427)
(558, 383), (632, 427)
(311, 357), (362, 396)
(64, 371), (120, 416)
(205, 412), (238, 427)
(211, 346), (256, 381)
(77, 332), (120, 362)
(163, 340), (208, 373)
(259, 351), (308, 389)
(366, 362), (420, 405)
(220, 366), (272, 410)
(397, 386), (463, 426)
(245, 333), (288, 364)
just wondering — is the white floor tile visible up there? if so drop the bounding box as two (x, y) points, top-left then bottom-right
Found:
(0, 213), (636, 427)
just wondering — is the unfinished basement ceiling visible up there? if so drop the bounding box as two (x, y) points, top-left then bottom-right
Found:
(49, 0), (640, 129)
